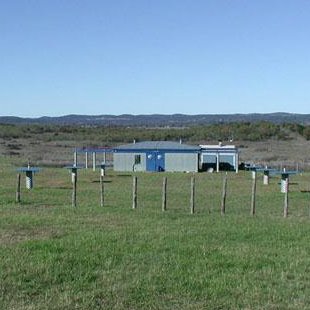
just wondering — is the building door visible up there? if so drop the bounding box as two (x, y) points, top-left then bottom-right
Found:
(146, 151), (165, 172)
(156, 152), (165, 171)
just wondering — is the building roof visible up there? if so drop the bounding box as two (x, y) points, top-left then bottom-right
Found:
(115, 141), (200, 151)
(200, 144), (238, 151)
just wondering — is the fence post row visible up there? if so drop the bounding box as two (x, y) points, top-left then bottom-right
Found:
(12, 168), (300, 217)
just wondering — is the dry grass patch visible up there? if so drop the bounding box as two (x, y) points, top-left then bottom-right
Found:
(0, 227), (65, 245)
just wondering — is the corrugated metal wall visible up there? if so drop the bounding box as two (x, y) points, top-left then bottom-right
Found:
(114, 152), (198, 172)
(114, 153), (146, 171)
(165, 153), (198, 172)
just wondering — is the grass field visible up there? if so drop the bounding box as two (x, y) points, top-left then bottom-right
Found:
(1, 159), (310, 309)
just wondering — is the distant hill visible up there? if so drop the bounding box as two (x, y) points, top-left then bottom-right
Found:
(1, 113), (310, 126)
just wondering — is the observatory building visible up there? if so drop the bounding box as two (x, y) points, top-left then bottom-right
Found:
(113, 141), (200, 172)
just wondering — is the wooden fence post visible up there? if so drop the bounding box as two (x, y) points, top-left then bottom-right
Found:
(132, 176), (137, 209)
(206, 181), (210, 214)
(190, 176), (195, 214)
(221, 174), (227, 215)
(284, 178), (289, 218)
(162, 177), (167, 211)
(100, 175), (104, 207)
(72, 173), (77, 207)
(251, 171), (257, 216)
(16, 173), (21, 203)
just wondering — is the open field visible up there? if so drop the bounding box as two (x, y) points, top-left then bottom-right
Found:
(1, 123), (310, 170)
(1, 157), (310, 309)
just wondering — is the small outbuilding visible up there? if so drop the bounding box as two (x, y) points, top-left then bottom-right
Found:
(114, 141), (200, 172)
(200, 143), (239, 173)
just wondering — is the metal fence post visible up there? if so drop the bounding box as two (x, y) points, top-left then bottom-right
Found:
(251, 171), (257, 216)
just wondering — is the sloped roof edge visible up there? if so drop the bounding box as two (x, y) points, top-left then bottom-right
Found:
(115, 141), (200, 151)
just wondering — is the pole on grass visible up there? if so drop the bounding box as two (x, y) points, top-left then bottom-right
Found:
(65, 165), (82, 208)
(132, 176), (137, 209)
(190, 176), (195, 214)
(284, 178), (289, 218)
(100, 175), (104, 207)
(74, 149), (77, 166)
(162, 177), (167, 211)
(16, 173), (21, 203)
(72, 171), (77, 208)
(221, 173), (227, 215)
(251, 171), (257, 216)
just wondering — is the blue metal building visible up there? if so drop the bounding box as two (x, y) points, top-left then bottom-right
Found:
(113, 141), (200, 172)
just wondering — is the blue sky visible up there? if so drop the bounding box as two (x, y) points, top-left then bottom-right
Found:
(1, 0), (310, 117)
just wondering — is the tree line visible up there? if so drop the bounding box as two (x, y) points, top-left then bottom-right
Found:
(1, 121), (310, 144)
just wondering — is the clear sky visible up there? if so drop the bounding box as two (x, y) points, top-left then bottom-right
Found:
(1, 0), (310, 117)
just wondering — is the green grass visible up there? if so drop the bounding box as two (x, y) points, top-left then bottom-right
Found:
(1, 162), (310, 309)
